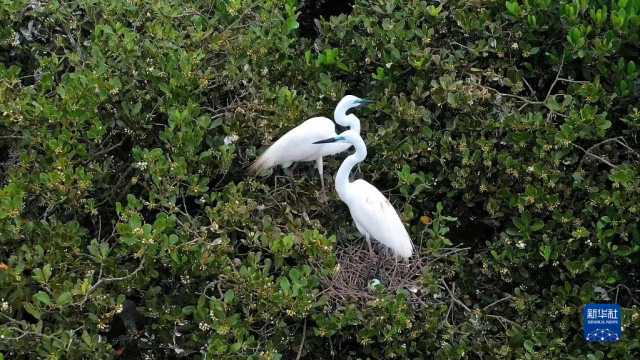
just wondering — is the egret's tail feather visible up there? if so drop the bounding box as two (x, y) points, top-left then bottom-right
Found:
(391, 239), (414, 259)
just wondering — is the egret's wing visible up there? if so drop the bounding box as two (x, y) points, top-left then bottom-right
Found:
(347, 180), (413, 258)
(248, 117), (345, 174)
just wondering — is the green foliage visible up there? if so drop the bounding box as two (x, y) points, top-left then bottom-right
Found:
(1, 0), (639, 358)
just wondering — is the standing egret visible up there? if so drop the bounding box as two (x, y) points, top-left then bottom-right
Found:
(248, 95), (372, 197)
(313, 130), (414, 258)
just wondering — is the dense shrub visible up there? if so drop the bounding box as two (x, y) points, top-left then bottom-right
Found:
(1, 0), (639, 358)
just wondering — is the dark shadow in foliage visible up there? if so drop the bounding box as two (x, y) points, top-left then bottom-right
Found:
(0, 143), (18, 186)
(448, 217), (496, 253)
(104, 299), (149, 359)
(298, 0), (354, 38)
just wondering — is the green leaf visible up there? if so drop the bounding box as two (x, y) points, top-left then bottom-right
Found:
(82, 330), (93, 347)
(286, 17), (299, 32)
(23, 302), (41, 320)
(182, 306), (195, 315)
(57, 292), (73, 306)
(539, 245), (552, 261)
(223, 289), (235, 304)
(524, 340), (535, 353)
(426, 5), (442, 17)
(280, 277), (291, 294)
(33, 291), (51, 305)
(545, 95), (562, 112)
(531, 220), (544, 232)
(43, 264), (52, 283)
(88, 239), (101, 259)
(505, 1), (521, 16)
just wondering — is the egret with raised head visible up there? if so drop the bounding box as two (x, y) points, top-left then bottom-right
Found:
(313, 130), (414, 258)
(248, 96), (372, 197)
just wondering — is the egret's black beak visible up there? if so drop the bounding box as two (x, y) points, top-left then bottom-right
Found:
(313, 137), (338, 144)
(355, 99), (374, 107)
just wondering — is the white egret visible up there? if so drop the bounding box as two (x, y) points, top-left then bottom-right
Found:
(313, 130), (414, 258)
(248, 95), (372, 196)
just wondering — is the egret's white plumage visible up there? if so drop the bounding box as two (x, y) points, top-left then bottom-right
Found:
(315, 130), (413, 258)
(247, 116), (349, 175)
(248, 95), (370, 193)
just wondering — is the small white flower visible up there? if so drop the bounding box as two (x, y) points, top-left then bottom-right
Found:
(516, 240), (526, 249)
(223, 134), (239, 145)
(512, 42), (519, 49)
(199, 321), (211, 332)
(134, 161), (148, 170)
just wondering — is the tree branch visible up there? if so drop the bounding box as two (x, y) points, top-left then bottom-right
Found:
(482, 295), (514, 311)
(93, 140), (123, 157)
(77, 259), (145, 307)
(573, 136), (639, 169)
(441, 279), (471, 313)
(545, 54), (564, 102)
(573, 143), (617, 168)
(295, 318), (307, 360)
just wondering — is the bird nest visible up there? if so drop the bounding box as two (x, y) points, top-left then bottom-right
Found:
(314, 243), (465, 308)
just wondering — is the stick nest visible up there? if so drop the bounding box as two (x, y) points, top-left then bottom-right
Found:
(315, 243), (455, 308)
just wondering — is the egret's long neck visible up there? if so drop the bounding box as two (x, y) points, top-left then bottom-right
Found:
(335, 136), (367, 201)
(335, 109), (361, 134)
